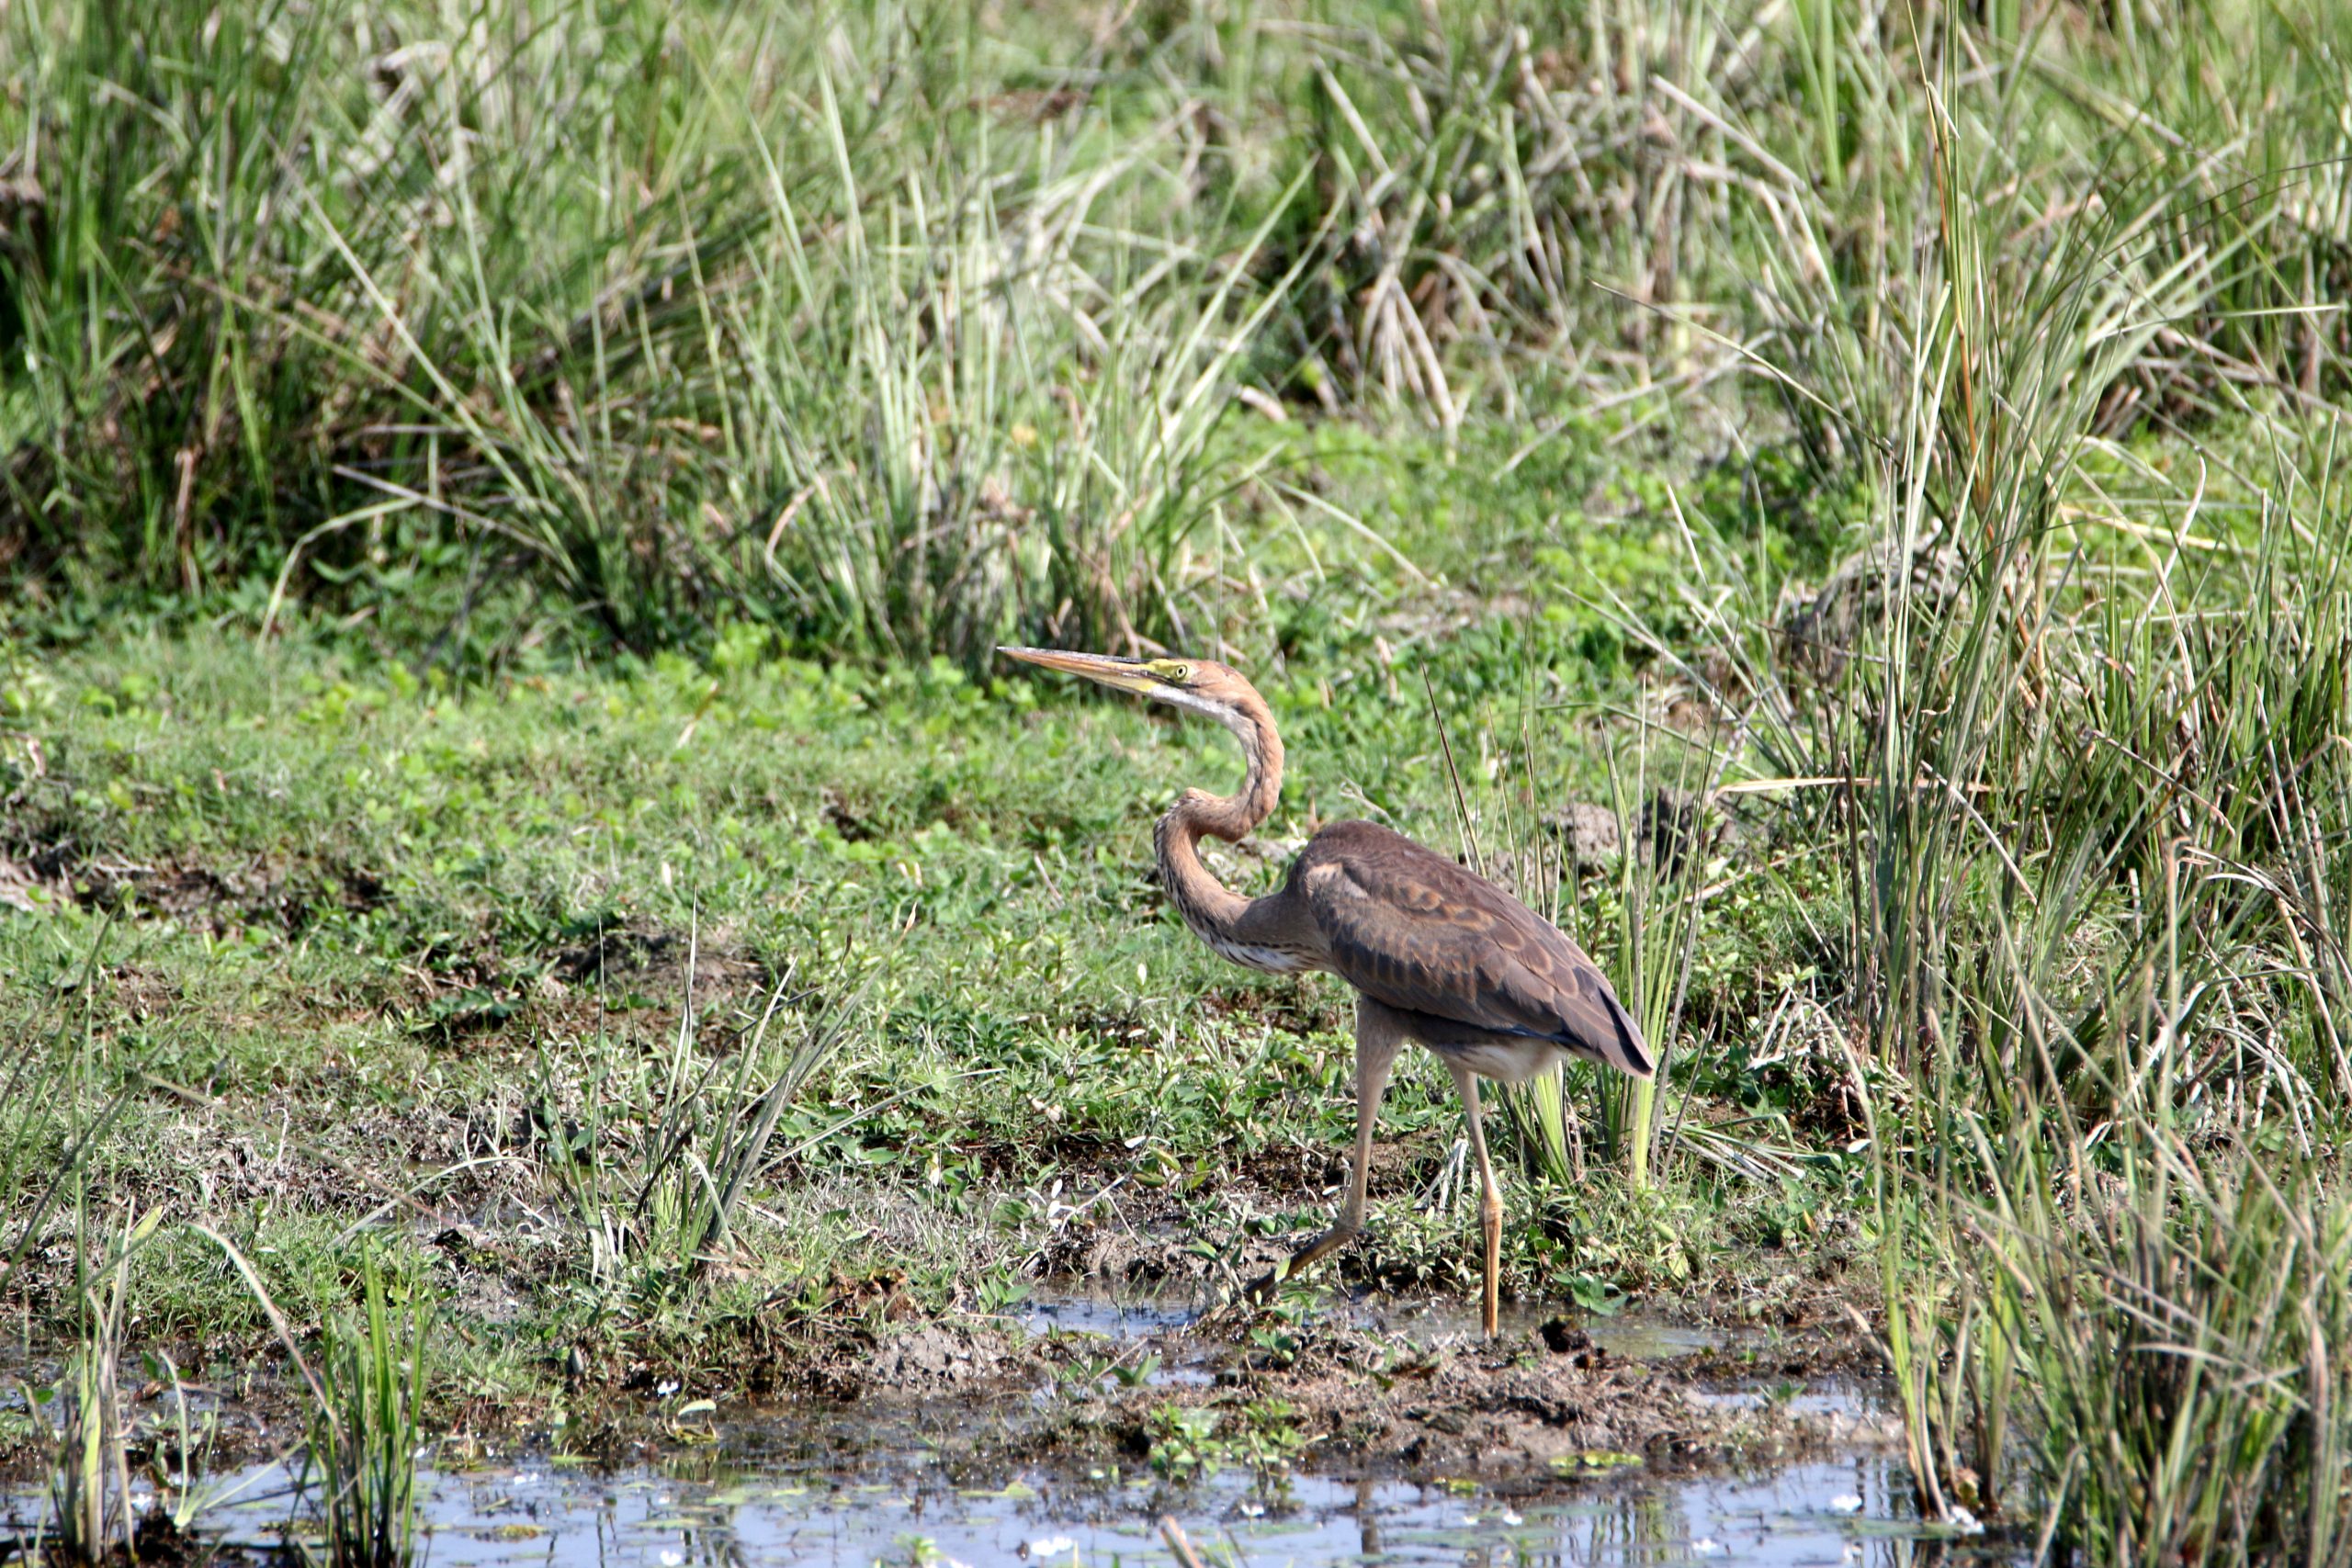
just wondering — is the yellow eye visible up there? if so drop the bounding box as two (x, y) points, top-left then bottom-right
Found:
(1149, 660), (1193, 682)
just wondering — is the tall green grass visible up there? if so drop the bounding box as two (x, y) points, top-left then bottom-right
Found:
(1653, 2), (2352, 1554)
(0, 0), (1312, 658)
(10, 1), (2342, 660)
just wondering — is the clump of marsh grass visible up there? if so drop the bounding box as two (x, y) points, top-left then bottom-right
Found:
(1849, 856), (2352, 1557)
(40, 1348), (132, 1566)
(199, 1229), (433, 1568)
(2003, 1140), (2351, 1563)
(724, 87), (1320, 662)
(0, 0), (1317, 661)
(30, 1212), (159, 1567)
(310, 1250), (430, 1568)
(536, 948), (874, 1296)
(1837, 520), (2352, 1540)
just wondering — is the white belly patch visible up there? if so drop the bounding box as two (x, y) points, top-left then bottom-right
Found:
(1427, 1034), (1564, 1084)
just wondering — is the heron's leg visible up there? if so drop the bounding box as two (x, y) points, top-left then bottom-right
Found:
(1249, 1000), (1403, 1300)
(1449, 1063), (1504, 1338)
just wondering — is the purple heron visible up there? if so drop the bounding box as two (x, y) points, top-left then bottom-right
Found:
(999, 648), (1654, 1337)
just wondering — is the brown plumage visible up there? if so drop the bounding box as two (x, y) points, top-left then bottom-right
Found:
(999, 647), (1654, 1337)
(1290, 822), (1652, 1078)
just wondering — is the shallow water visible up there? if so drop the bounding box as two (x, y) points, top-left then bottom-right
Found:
(1, 1446), (2008, 1568)
(1019, 1292), (1201, 1340)
(1, 1296), (1996, 1567)
(1693, 1380), (1880, 1419)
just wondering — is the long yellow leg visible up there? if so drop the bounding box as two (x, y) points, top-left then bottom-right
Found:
(1250, 1000), (1403, 1299)
(1449, 1064), (1503, 1337)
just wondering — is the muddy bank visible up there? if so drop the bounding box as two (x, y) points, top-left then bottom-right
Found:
(0, 1287), (1891, 1503)
(755, 1291), (1894, 1488)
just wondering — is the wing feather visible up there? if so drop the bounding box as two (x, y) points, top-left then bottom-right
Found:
(1295, 821), (1654, 1078)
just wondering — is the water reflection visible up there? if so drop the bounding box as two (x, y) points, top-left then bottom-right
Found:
(4, 1446), (2013, 1568)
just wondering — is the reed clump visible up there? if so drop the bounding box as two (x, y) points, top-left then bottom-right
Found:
(310, 1249), (431, 1568)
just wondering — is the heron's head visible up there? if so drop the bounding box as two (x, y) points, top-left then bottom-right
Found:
(996, 647), (1262, 728)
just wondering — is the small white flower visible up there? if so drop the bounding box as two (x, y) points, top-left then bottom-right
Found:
(1498, 1509), (1522, 1527)
(511, 1472), (538, 1486)
(1236, 1502), (1264, 1519)
(660, 1552), (684, 1566)
(1460, 1515), (1480, 1527)
(1829, 1492), (1864, 1514)
(1692, 1538), (1725, 1556)
(1948, 1505), (1984, 1536)
(655, 1379), (681, 1398)
(1023, 1536), (1077, 1558)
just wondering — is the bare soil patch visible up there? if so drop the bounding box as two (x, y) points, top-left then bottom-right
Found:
(752, 1302), (1891, 1485)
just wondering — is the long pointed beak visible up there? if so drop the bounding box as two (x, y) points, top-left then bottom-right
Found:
(997, 646), (1159, 696)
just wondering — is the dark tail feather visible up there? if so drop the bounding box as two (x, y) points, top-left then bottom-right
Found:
(1574, 977), (1655, 1080)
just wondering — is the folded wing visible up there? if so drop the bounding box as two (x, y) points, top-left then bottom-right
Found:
(1294, 820), (1654, 1078)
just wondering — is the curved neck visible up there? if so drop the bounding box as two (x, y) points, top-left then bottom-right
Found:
(1153, 699), (1283, 945)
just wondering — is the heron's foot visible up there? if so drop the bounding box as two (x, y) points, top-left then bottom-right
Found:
(1245, 1256), (1315, 1306)
(1248, 1224), (1355, 1306)
(1243, 1263), (1286, 1305)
